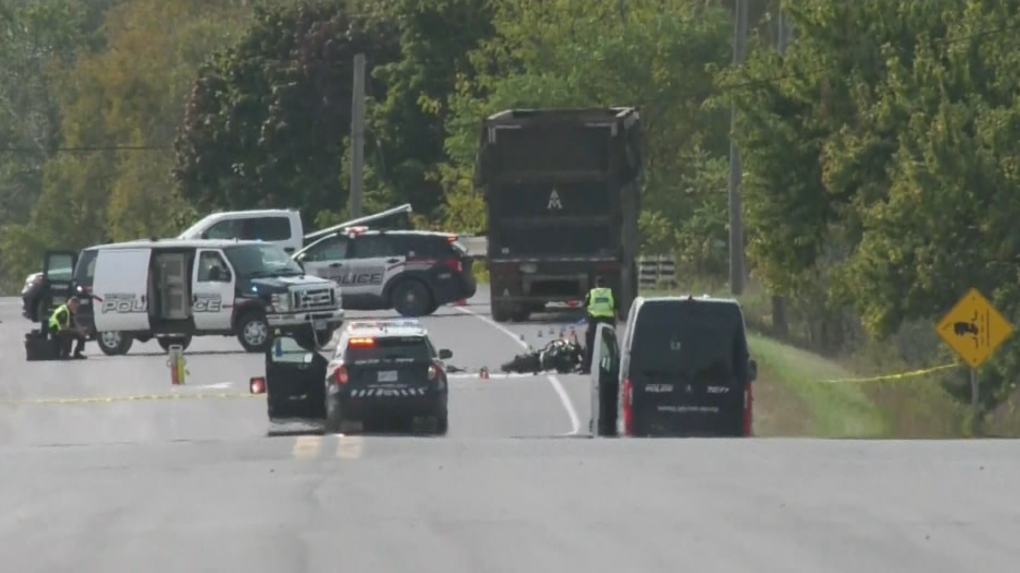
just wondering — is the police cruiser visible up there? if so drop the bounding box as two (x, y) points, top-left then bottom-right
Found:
(293, 227), (477, 316)
(42, 239), (344, 356)
(325, 319), (451, 434)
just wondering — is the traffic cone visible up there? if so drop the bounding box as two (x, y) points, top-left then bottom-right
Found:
(479, 367), (489, 380)
(249, 376), (266, 394)
(537, 330), (543, 338)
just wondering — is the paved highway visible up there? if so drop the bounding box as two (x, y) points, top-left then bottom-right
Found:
(1, 294), (1019, 572)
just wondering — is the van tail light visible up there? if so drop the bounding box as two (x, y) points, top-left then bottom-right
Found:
(622, 378), (634, 437)
(444, 258), (462, 273)
(743, 384), (754, 437)
(333, 365), (349, 386)
(32, 275), (44, 286)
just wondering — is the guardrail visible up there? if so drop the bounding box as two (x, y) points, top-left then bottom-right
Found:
(639, 255), (676, 289)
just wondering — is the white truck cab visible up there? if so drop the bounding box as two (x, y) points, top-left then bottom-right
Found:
(177, 209), (304, 254)
(44, 239), (344, 356)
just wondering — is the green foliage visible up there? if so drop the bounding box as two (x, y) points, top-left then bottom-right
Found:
(441, 0), (734, 261)
(172, 0), (402, 223)
(0, 0), (250, 289)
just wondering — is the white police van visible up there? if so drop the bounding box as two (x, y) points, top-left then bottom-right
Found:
(42, 239), (344, 356)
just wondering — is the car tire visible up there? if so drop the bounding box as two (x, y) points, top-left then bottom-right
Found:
(390, 280), (433, 317)
(324, 403), (343, 434)
(157, 335), (192, 353)
(35, 298), (48, 324)
(435, 411), (448, 436)
(97, 331), (133, 356)
(236, 312), (272, 353)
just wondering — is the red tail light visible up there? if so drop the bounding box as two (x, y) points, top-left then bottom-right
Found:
(622, 378), (634, 436)
(447, 236), (458, 244)
(743, 384), (754, 436)
(444, 258), (462, 273)
(333, 365), (349, 385)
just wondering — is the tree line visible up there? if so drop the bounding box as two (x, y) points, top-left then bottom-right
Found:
(2, 0), (1019, 416)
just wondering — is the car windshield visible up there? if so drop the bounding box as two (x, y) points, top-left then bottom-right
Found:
(224, 244), (304, 278)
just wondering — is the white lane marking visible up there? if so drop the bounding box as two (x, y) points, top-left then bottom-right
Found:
(194, 382), (233, 390)
(335, 435), (364, 459)
(292, 435), (322, 459)
(454, 306), (582, 435)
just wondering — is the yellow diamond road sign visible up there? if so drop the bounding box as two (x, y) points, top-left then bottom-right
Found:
(936, 288), (1014, 368)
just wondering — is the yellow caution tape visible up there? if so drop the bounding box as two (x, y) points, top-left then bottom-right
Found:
(819, 363), (958, 384)
(0, 392), (265, 406)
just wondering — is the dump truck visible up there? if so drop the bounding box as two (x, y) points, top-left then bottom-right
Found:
(474, 107), (643, 322)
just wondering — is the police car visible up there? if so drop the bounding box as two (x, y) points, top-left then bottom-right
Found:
(323, 319), (452, 435)
(293, 227), (477, 316)
(41, 239), (344, 356)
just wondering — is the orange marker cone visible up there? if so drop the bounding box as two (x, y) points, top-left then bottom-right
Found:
(479, 367), (489, 380)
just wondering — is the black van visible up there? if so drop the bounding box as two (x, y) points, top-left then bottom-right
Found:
(589, 295), (757, 437)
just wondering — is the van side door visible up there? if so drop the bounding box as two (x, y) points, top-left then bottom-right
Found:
(92, 248), (152, 333)
(191, 249), (236, 331)
(588, 323), (620, 437)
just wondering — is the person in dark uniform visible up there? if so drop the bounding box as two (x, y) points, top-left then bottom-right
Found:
(581, 276), (616, 374)
(48, 297), (87, 359)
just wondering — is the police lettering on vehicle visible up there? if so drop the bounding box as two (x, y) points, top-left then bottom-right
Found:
(101, 293), (147, 314)
(334, 271), (384, 287)
(192, 294), (223, 313)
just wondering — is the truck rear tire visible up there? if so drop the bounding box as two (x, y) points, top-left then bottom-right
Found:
(491, 300), (512, 323)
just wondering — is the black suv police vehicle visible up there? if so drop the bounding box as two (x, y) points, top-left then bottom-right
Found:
(293, 227), (477, 317)
(259, 320), (452, 436)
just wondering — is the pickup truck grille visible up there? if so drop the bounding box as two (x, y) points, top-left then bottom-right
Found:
(292, 287), (335, 311)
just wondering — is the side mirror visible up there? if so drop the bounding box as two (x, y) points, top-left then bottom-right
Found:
(748, 359), (758, 382)
(438, 349), (453, 360)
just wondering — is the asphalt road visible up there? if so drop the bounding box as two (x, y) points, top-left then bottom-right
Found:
(2, 294), (1019, 572)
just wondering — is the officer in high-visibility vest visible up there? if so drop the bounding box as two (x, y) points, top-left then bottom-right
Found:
(48, 297), (87, 359)
(581, 276), (616, 374)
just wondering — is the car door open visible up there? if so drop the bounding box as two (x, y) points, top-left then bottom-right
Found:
(265, 334), (328, 421)
(589, 323), (620, 437)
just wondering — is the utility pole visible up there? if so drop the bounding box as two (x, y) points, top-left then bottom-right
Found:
(770, 0), (790, 337)
(348, 53), (366, 219)
(728, 0), (748, 295)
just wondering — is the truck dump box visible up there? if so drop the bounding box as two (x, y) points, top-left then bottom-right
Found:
(475, 107), (643, 322)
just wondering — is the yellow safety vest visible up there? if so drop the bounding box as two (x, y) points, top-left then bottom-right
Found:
(586, 287), (615, 318)
(48, 304), (71, 331)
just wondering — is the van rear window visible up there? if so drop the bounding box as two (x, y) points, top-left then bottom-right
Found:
(629, 301), (746, 379)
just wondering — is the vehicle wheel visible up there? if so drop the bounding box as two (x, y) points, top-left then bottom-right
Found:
(35, 298), (48, 323)
(435, 412), (448, 436)
(390, 280), (432, 317)
(324, 404), (343, 434)
(157, 335), (192, 353)
(511, 306), (531, 322)
(97, 331), (133, 356)
(236, 312), (272, 353)
(491, 300), (512, 323)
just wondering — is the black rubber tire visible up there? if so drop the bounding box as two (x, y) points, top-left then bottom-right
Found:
(491, 299), (512, 323)
(510, 306), (531, 322)
(391, 280), (433, 317)
(435, 412), (448, 436)
(97, 331), (133, 356)
(235, 312), (272, 353)
(157, 335), (192, 353)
